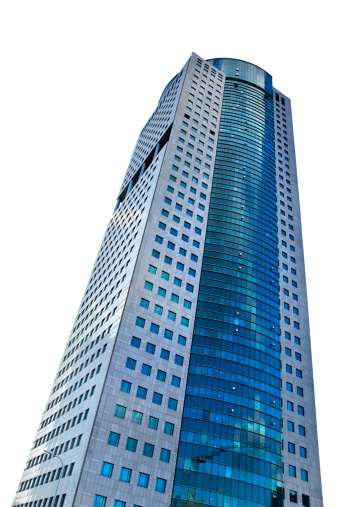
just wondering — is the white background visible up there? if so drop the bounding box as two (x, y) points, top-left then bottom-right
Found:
(1, 1), (337, 505)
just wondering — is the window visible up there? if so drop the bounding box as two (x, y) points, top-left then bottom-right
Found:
(164, 421), (174, 435)
(146, 342), (156, 355)
(300, 446), (307, 458)
(186, 283), (194, 292)
(101, 462), (113, 478)
(295, 352), (301, 361)
(143, 443), (154, 458)
(131, 336), (141, 349)
(172, 375), (181, 387)
(154, 304), (163, 315)
(296, 368), (302, 378)
(286, 382), (293, 392)
(168, 398), (178, 411)
(119, 467), (131, 483)
(297, 387), (304, 397)
(164, 329), (173, 340)
(131, 410), (143, 425)
(150, 323), (159, 334)
(287, 421), (294, 432)
(137, 473), (149, 488)
(285, 347), (291, 356)
(93, 495), (107, 507)
(148, 416), (159, 430)
(136, 386), (147, 399)
(161, 270), (169, 280)
(175, 355), (184, 366)
(158, 221), (166, 230)
(178, 334), (186, 346)
(161, 209), (169, 218)
(115, 405), (126, 419)
(288, 442), (295, 454)
(298, 405), (305, 416)
(120, 380), (131, 393)
(160, 448), (171, 463)
(161, 348), (170, 360)
(108, 432), (120, 447)
(301, 469), (308, 482)
(299, 425), (306, 436)
(155, 235), (163, 244)
(155, 478), (167, 493)
(176, 261), (184, 271)
(286, 364), (292, 373)
(152, 249), (160, 259)
(157, 369), (166, 382)
(158, 287), (166, 297)
(152, 392), (163, 405)
(126, 358), (136, 370)
(140, 298), (149, 309)
(141, 364), (151, 377)
(136, 317), (145, 328)
(287, 401), (294, 411)
(302, 494), (310, 507)
(290, 491), (297, 504)
(144, 281), (153, 291)
(174, 277), (182, 287)
(167, 310), (176, 321)
(289, 465), (296, 477)
(183, 299), (192, 309)
(114, 502), (125, 507)
(179, 247), (186, 256)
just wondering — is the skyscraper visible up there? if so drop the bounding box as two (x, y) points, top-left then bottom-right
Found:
(12, 52), (323, 507)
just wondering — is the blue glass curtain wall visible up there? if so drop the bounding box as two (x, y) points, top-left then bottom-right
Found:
(172, 65), (282, 507)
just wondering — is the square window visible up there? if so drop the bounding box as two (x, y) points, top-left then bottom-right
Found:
(158, 287), (166, 297)
(136, 386), (147, 399)
(171, 293), (179, 303)
(101, 462), (113, 478)
(174, 277), (182, 287)
(152, 249), (160, 259)
(148, 416), (159, 430)
(131, 410), (143, 425)
(119, 467), (131, 483)
(114, 501), (125, 507)
(141, 364), (151, 376)
(178, 334), (186, 346)
(108, 431), (120, 447)
(167, 241), (175, 250)
(161, 209), (169, 218)
(186, 283), (194, 293)
(160, 448), (171, 463)
(140, 298), (149, 309)
(161, 348), (170, 360)
(115, 405), (126, 419)
(157, 370), (166, 382)
(143, 443), (154, 458)
(154, 304), (163, 315)
(93, 495), (107, 507)
(120, 380), (131, 394)
(150, 323), (159, 334)
(126, 358), (136, 370)
(131, 336), (141, 349)
(135, 317), (145, 328)
(175, 354), (184, 366)
(184, 299), (192, 309)
(152, 392), (163, 405)
(137, 472), (149, 488)
(172, 375), (181, 387)
(126, 437), (138, 452)
(164, 255), (172, 265)
(146, 342), (156, 354)
(168, 310), (176, 321)
(155, 478), (167, 493)
(176, 261), (184, 271)
(161, 271), (169, 280)
(168, 398), (178, 411)
(164, 329), (173, 340)
(179, 247), (187, 256)
(148, 264), (157, 274)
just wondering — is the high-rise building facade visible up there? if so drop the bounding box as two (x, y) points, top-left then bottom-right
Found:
(12, 53), (323, 507)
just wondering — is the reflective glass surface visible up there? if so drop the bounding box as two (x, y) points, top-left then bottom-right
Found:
(172, 70), (282, 507)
